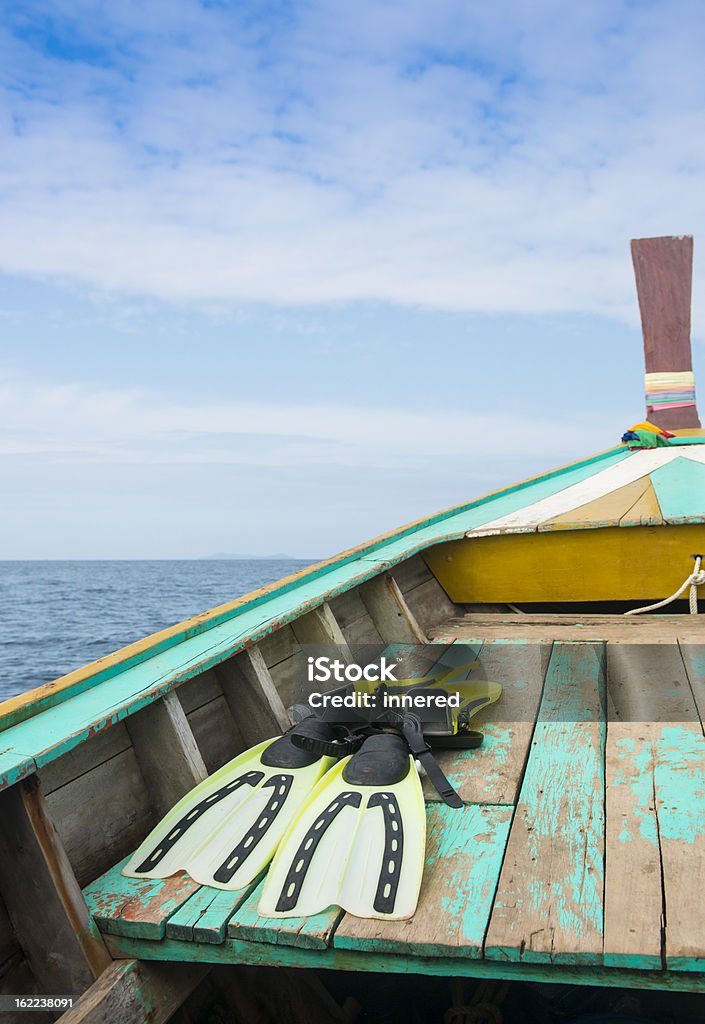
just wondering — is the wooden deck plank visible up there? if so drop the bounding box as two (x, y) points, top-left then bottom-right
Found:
(433, 614), (705, 645)
(333, 803), (512, 957)
(423, 640), (549, 806)
(607, 644), (699, 723)
(679, 644), (705, 724)
(227, 879), (343, 950)
(653, 724), (705, 971)
(165, 884), (255, 944)
(604, 723), (663, 970)
(84, 857), (200, 940)
(484, 642), (606, 965)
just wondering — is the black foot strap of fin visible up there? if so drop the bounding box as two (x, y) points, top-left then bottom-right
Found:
(399, 714), (463, 809)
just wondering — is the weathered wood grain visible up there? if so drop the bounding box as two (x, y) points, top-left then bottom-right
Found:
(653, 724), (705, 971)
(328, 588), (373, 631)
(604, 723), (663, 970)
(175, 669), (223, 715)
(244, 646), (290, 731)
(476, 640), (553, 722)
(328, 577), (386, 643)
(56, 959), (208, 1024)
(258, 625), (297, 668)
(424, 640), (549, 806)
(166, 885), (254, 944)
(186, 697), (243, 774)
(389, 554), (435, 594)
(334, 803), (512, 956)
(267, 655), (297, 709)
(358, 574), (427, 643)
(126, 691), (207, 817)
(40, 722), (132, 796)
(434, 613), (705, 644)
(485, 643), (606, 965)
(403, 577), (459, 632)
(607, 644), (699, 723)
(341, 614), (385, 645)
(216, 648), (289, 751)
(678, 644), (705, 723)
(83, 857), (200, 940)
(291, 602), (353, 662)
(631, 234), (699, 429)
(227, 879), (342, 950)
(101, 929), (705, 993)
(46, 745), (155, 888)
(0, 777), (111, 993)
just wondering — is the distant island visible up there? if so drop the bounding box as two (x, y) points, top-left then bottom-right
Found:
(204, 554), (317, 561)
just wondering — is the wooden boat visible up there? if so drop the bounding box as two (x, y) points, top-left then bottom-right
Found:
(2, 235), (705, 1023)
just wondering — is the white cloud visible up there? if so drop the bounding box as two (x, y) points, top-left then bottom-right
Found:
(0, 371), (618, 470)
(1, 1), (705, 328)
(1, 366), (626, 557)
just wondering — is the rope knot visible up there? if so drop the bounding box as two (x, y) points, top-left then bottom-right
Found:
(626, 554), (704, 616)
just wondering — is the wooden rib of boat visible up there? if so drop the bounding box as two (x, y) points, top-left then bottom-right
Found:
(2, 235), (705, 1023)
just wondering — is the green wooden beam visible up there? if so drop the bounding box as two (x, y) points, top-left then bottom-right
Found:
(101, 933), (705, 993)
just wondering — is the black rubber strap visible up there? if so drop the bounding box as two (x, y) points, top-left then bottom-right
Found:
(399, 714), (463, 809)
(289, 721), (365, 759)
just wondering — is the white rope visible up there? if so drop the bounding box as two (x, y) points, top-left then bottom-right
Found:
(625, 555), (705, 616)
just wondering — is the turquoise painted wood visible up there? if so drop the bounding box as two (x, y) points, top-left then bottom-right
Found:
(0, 449), (634, 789)
(424, 639), (550, 807)
(100, 931), (705, 993)
(485, 643), (607, 965)
(603, 725), (663, 972)
(653, 724), (705, 972)
(165, 883), (256, 944)
(333, 804), (512, 957)
(83, 857), (200, 940)
(535, 641), (606, 724)
(0, 750), (37, 790)
(227, 878), (343, 950)
(649, 456), (705, 523)
(425, 729), (519, 806)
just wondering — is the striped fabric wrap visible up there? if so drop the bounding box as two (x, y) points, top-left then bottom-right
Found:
(645, 370), (697, 411)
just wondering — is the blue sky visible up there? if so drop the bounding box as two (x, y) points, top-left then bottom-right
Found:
(2, 0), (705, 558)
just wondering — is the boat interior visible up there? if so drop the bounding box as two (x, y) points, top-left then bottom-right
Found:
(2, 547), (705, 1023)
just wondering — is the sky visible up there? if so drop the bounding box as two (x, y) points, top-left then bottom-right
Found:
(2, 0), (705, 558)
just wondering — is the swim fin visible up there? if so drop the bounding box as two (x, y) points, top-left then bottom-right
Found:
(258, 731), (426, 920)
(122, 719), (346, 891)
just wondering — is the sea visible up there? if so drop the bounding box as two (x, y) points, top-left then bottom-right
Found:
(0, 559), (315, 702)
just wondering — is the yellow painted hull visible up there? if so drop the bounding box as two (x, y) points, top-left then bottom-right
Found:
(423, 525), (705, 604)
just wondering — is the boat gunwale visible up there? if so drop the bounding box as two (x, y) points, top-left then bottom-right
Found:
(1, 443), (629, 737)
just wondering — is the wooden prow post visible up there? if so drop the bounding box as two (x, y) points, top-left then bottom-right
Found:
(631, 234), (700, 430)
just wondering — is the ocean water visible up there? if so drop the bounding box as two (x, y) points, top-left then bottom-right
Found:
(0, 559), (314, 702)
